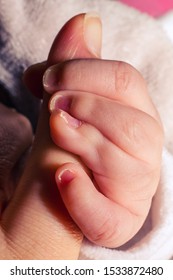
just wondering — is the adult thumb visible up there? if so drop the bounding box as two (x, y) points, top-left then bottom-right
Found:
(0, 13), (102, 260)
(23, 13), (102, 97)
(47, 13), (102, 66)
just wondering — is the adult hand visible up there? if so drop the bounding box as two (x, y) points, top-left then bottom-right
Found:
(0, 13), (102, 259)
(0, 104), (32, 214)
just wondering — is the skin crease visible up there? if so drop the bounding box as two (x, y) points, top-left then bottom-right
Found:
(0, 14), (102, 260)
(45, 64), (163, 248)
(25, 15), (163, 248)
(0, 103), (33, 214)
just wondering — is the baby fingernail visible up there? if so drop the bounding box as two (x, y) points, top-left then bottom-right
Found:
(60, 111), (82, 128)
(43, 64), (61, 91)
(49, 95), (71, 112)
(49, 95), (82, 128)
(57, 169), (75, 188)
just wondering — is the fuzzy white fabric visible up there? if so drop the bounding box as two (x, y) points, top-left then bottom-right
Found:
(0, 0), (173, 259)
(159, 10), (173, 43)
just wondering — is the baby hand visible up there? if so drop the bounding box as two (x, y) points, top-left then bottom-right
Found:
(44, 59), (163, 248)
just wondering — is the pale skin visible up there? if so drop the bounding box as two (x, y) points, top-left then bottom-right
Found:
(0, 13), (163, 259)
(26, 14), (163, 248)
(45, 59), (163, 248)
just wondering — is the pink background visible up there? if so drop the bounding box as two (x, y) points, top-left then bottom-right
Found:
(119, 0), (173, 16)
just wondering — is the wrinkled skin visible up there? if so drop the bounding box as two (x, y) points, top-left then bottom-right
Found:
(0, 103), (33, 214)
(0, 14), (92, 260)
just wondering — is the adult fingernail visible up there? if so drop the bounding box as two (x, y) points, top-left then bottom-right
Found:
(84, 12), (102, 57)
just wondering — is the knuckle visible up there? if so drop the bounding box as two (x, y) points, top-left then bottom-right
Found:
(0, 109), (32, 158)
(86, 217), (121, 248)
(122, 109), (164, 163)
(10, 113), (33, 147)
(122, 110), (143, 144)
(15, 113), (32, 136)
(114, 61), (146, 95)
(114, 61), (132, 94)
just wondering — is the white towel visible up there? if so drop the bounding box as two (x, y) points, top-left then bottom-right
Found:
(1, 0), (173, 259)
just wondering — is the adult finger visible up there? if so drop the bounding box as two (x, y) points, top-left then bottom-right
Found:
(0, 104), (33, 214)
(23, 13), (102, 98)
(0, 13), (102, 259)
(47, 13), (102, 66)
(23, 62), (46, 99)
